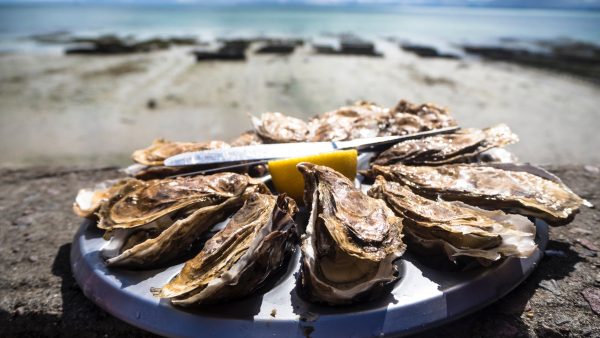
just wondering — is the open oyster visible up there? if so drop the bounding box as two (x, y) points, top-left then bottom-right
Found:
(98, 173), (267, 268)
(373, 124), (518, 166)
(368, 176), (536, 265)
(73, 179), (132, 218)
(297, 163), (405, 305)
(155, 193), (297, 306)
(370, 163), (589, 226)
(132, 138), (229, 166)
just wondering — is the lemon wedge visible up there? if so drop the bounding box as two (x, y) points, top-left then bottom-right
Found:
(268, 149), (358, 203)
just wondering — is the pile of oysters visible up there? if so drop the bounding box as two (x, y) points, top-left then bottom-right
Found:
(74, 99), (590, 306)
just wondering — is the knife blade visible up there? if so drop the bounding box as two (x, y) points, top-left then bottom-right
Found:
(164, 126), (459, 167)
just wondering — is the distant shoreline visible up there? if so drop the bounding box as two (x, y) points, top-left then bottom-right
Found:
(1, 3), (600, 11)
(1, 4), (599, 49)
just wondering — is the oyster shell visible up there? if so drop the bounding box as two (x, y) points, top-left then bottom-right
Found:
(155, 193), (297, 305)
(73, 179), (132, 218)
(132, 138), (229, 166)
(251, 112), (310, 143)
(230, 130), (264, 146)
(297, 163), (405, 305)
(308, 101), (389, 141)
(388, 99), (457, 133)
(370, 163), (588, 226)
(122, 163), (195, 180)
(99, 173), (267, 268)
(368, 176), (536, 265)
(249, 100), (457, 144)
(373, 124), (518, 166)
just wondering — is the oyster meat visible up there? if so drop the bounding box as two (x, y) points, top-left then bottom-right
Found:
(98, 173), (267, 268)
(297, 163), (405, 305)
(132, 138), (229, 166)
(368, 176), (536, 265)
(370, 163), (589, 226)
(373, 124), (518, 166)
(155, 193), (297, 306)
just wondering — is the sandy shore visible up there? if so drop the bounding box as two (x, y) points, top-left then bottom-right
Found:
(1, 41), (599, 167)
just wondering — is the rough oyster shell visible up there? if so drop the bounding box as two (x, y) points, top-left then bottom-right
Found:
(155, 193), (297, 305)
(229, 130), (264, 146)
(132, 138), (229, 166)
(308, 101), (389, 141)
(73, 179), (132, 218)
(297, 163), (405, 305)
(389, 99), (457, 133)
(373, 124), (518, 166)
(98, 173), (259, 230)
(370, 163), (589, 226)
(122, 163), (208, 180)
(98, 173), (267, 268)
(368, 176), (536, 265)
(249, 99), (457, 144)
(251, 112), (310, 143)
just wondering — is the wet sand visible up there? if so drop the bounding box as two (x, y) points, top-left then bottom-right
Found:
(1, 41), (599, 167)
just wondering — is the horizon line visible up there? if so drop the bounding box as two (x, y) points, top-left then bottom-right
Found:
(1, 1), (600, 10)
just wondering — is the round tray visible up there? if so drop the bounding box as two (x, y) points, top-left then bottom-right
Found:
(70, 216), (548, 338)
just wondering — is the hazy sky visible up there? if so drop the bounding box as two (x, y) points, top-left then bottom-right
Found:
(2, 0), (599, 9)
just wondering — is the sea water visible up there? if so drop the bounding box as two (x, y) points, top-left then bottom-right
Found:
(0, 4), (599, 51)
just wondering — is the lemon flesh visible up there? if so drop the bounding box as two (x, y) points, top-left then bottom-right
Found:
(268, 149), (358, 203)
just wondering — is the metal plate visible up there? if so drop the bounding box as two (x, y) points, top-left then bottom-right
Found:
(70, 217), (547, 338)
(71, 153), (548, 337)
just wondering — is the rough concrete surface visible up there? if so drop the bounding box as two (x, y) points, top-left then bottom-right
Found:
(0, 165), (598, 337)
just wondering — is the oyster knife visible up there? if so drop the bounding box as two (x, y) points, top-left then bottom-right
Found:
(164, 126), (459, 167)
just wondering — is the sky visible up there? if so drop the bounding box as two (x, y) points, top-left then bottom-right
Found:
(1, 0), (599, 9)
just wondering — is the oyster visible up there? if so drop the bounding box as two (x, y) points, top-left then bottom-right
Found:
(230, 130), (264, 146)
(373, 124), (518, 166)
(249, 100), (458, 144)
(308, 101), (389, 141)
(73, 179), (132, 218)
(99, 173), (267, 268)
(368, 176), (536, 265)
(132, 138), (229, 166)
(297, 163), (405, 305)
(251, 112), (310, 143)
(370, 163), (589, 226)
(388, 99), (457, 134)
(122, 163), (194, 180)
(155, 193), (297, 305)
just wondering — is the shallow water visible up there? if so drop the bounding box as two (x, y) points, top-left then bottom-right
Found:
(1, 4), (599, 50)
